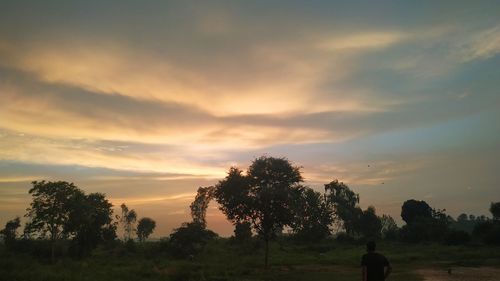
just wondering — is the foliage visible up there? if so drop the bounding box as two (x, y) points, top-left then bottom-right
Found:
(0, 217), (21, 249)
(472, 204), (500, 244)
(22, 181), (116, 258)
(24, 181), (83, 240)
(473, 221), (500, 244)
(358, 206), (382, 239)
(399, 200), (451, 243)
(380, 215), (399, 240)
(120, 204), (137, 241)
(213, 167), (251, 224)
(190, 186), (215, 228)
(136, 217), (156, 242)
(490, 202), (500, 220)
(24, 181), (84, 260)
(401, 199), (432, 224)
(233, 221), (252, 242)
(65, 192), (116, 257)
(450, 213), (486, 233)
(291, 187), (334, 241)
(4, 238), (500, 281)
(168, 222), (218, 258)
(214, 156), (303, 267)
(324, 180), (360, 236)
(444, 230), (470, 245)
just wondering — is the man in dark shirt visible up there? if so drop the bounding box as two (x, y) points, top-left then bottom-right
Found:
(361, 241), (391, 281)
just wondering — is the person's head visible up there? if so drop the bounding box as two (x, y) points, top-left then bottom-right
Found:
(367, 241), (376, 252)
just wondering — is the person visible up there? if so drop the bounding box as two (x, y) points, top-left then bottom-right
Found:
(361, 241), (392, 281)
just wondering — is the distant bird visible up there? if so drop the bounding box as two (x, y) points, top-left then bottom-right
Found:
(368, 165), (370, 167)
(448, 268), (452, 275)
(381, 182), (384, 185)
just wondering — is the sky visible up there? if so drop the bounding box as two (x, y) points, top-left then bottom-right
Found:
(0, 1), (499, 237)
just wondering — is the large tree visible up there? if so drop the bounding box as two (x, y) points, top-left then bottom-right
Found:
(380, 214), (399, 239)
(358, 206), (382, 239)
(324, 179), (360, 235)
(490, 202), (500, 220)
(291, 186), (334, 241)
(214, 156), (303, 267)
(400, 200), (450, 242)
(24, 181), (83, 261)
(401, 199), (432, 224)
(65, 192), (116, 256)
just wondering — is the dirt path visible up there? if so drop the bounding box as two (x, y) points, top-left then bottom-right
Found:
(416, 267), (500, 281)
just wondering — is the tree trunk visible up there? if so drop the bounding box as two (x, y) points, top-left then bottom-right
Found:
(51, 239), (55, 263)
(264, 237), (269, 269)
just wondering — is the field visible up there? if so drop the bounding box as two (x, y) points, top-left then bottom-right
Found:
(1, 239), (500, 281)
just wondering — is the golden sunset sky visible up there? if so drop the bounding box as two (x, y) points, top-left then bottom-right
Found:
(1, 1), (499, 236)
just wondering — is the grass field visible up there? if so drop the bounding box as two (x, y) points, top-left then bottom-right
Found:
(1, 239), (499, 281)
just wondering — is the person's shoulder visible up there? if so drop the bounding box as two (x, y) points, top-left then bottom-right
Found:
(375, 252), (390, 265)
(374, 252), (385, 257)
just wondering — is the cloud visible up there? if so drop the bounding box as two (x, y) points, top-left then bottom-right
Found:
(453, 25), (500, 62)
(1, 1), (499, 236)
(318, 31), (405, 51)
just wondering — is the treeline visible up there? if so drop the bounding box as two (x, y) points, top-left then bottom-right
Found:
(0, 181), (156, 260)
(1, 156), (499, 267)
(187, 156), (500, 266)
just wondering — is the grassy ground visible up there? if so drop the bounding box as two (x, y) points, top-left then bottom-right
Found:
(1, 239), (499, 281)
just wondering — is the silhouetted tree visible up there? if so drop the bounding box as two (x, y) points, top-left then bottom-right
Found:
(120, 203), (137, 241)
(65, 192), (116, 256)
(359, 206), (382, 239)
(324, 180), (360, 236)
(214, 156), (303, 268)
(400, 200), (450, 242)
(168, 222), (217, 258)
(450, 213), (482, 234)
(490, 202), (500, 220)
(233, 221), (252, 242)
(473, 202), (500, 244)
(0, 217), (21, 250)
(291, 186), (334, 241)
(401, 199), (432, 224)
(190, 186), (215, 228)
(136, 217), (156, 242)
(380, 215), (399, 240)
(24, 181), (83, 261)
(444, 230), (470, 245)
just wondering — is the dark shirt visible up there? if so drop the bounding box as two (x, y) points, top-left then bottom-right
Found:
(361, 252), (390, 281)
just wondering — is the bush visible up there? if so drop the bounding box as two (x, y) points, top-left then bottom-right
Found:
(399, 217), (448, 243)
(444, 230), (471, 245)
(335, 232), (355, 243)
(473, 221), (500, 245)
(233, 221), (252, 242)
(168, 222), (218, 258)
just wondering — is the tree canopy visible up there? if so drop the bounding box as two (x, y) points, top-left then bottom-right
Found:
(137, 217), (156, 242)
(214, 156), (303, 267)
(324, 179), (360, 235)
(401, 199), (433, 224)
(23, 181), (116, 259)
(120, 203), (137, 241)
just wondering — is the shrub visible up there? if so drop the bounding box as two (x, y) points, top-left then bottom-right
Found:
(168, 222), (218, 258)
(444, 230), (471, 245)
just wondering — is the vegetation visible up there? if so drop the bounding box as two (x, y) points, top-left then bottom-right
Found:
(214, 156), (303, 267)
(1, 239), (499, 281)
(137, 218), (157, 242)
(120, 203), (138, 241)
(1, 156), (499, 280)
